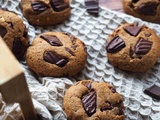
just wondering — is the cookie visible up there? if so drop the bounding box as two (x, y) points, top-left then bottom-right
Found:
(0, 9), (29, 60)
(26, 32), (87, 77)
(106, 23), (160, 72)
(63, 80), (125, 120)
(21, 0), (71, 26)
(122, 0), (160, 22)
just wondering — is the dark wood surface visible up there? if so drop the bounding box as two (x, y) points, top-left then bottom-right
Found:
(99, 0), (124, 12)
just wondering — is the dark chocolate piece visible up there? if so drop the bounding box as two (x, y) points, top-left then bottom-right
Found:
(50, 0), (69, 12)
(31, 1), (49, 12)
(110, 87), (116, 93)
(0, 25), (7, 37)
(145, 33), (151, 37)
(82, 91), (96, 116)
(40, 35), (63, 46)
(144, 84), (160, 100)
(44, 51), (68, 67)
(85, 81), (92, 90)
(138, 3), (158, 16)
(12, 37), (22, 59)
(64, 32), (76, 42)
(101, 101), (113, 111)
(23, 26), (28, 38)
(85, 0), (99, 15)
(135, 38), (152, 55)
(65, 47), (75, 56)
(106, 36), (126, 53)
(71, 44), (78, 50)
(132, 0), (139, 3)
(124, 25), (141, 36)
(8, 22), (14, 29)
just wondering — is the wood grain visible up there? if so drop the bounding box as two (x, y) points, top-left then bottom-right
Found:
(0, 37), (37, 120)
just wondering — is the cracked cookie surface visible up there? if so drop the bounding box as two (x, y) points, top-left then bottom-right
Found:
(26, 32), (87, 77)
(63, 80), (125, 120)
(106, 23), (160, 72)
(21, 0), (71, 26)
(122, 0), (160, 22)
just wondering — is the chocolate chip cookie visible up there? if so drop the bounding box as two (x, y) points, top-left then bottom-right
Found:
(106, 23), (160, 72)
(21, 0), (71, 26)
(122, 0), (160, 22)
(0, 9), (29, 60)
(63, 80), (125, 120)
(26, 32), (87, 77)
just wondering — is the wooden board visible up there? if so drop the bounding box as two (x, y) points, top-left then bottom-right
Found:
(0, 37), (37, 120)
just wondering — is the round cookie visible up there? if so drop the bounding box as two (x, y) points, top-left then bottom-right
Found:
(122, 0), (160, 22)
(63, 80), (125, 120)
(21, 0), (71, 26)
(0, 9), (29, 60)
(106, 23), (160, 72)
(26, 32), (87, 77)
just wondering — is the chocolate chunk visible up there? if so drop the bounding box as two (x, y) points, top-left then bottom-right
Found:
(8, 22), (14, 29)
(85, 81), (92, 90)
(65, 47), (75, 56)
(50, 0), (69, 12)
(23, 26), (28, 38)
(40, 35), (63, 46)
(106, 36), (126, 53)
(144, 84), (160, 100)
(0, 25), (7, 37)
(111, 87), (116, 93)
(64, 32), (76, 42)
(85, 0), (99, 15)
(44, 51), (68, 67)
(31, 1), (49, 12)
(118, 108), (124, 115)
(145, 33), (151, 37)
(82, 91), (96, 116)
(132, 0), (139, 3)
(129, 46), (134, 58)
(101, 101), (113, 111)
(12, 37), (22, 59)
(101, 105), (113, 111)
(135, 38), (153, 55)
(71, 44), (78, 50)
(124, 25), (141, 36)
(138, 3), (158, 16)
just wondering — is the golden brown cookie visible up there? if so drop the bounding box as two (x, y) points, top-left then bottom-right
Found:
(0, 9), (29, 60)
(63, 80), (125, 120)
(26, 32), (87, 77)
(21, 0), (71, 26)
(122, 0), (160, 22)
(106, 23), (160, 72)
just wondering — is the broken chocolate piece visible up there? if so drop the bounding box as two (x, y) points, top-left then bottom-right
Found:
(31, 1), (49, 12)
(85, 0), (99, 15)
(82, 91), (96, 116)
(135, 38), (152, 55)
(132, 0), (139, 3)
(12, 37), (22, 59)
(44, 51), (68, 67)
(0, 25), (7, 37)
(138, 3), (158, 16)
(40, 35), (63, 46)
(85, 81), (92, 90)
(50, 0), (69, 12)
(71, 44), (78, 50)
(65, 47), (75, 56)
(106, 36), (125, 53)
(8, 22), (14, 29)
(23, 26), (28, 38)
(144, 84), (160, 100)
(124, 25), (141, 36)
(111, 87), (116, 93)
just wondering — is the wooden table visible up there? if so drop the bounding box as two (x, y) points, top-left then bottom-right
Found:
(99, 0), (124, 12)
